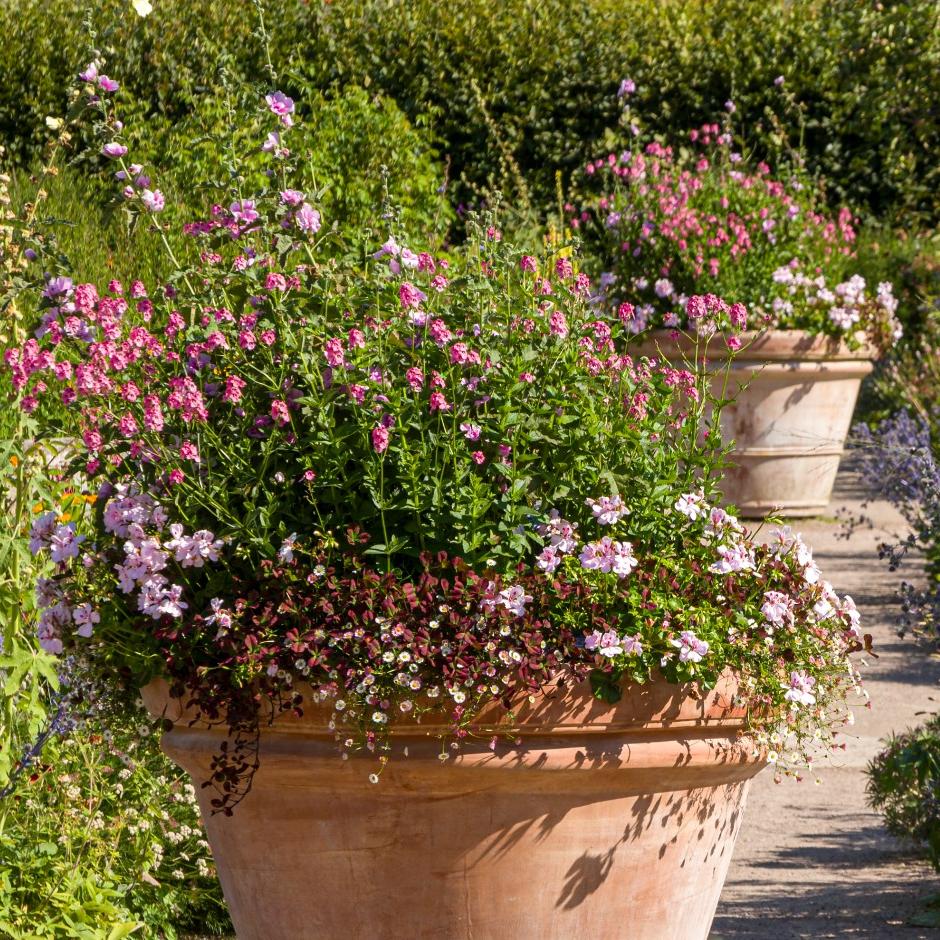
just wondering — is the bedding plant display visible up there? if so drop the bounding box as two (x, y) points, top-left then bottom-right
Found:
(0, 60), (871, 940)
(572, 90), (904, 516)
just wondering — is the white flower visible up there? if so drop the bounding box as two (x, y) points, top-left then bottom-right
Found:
(585, 495), (630, 526)
(671, 630), (709, 663)
(674, 491), (706, 521)
(783, 670), (817, 707)
(132, 0), (153, 15)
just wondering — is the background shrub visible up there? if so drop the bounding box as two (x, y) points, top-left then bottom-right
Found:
(1, 0), (937, 231)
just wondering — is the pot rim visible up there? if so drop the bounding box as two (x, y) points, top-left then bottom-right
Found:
(631, 327), (875, 363)
(141, 669), (749, 739)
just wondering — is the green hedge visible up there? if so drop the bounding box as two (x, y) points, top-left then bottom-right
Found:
(1, 0), (938, 229)
(1, 0), (937, 228)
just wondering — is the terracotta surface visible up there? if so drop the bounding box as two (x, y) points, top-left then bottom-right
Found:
(633, 330), (873, 518)
(143, 674), (765, 940)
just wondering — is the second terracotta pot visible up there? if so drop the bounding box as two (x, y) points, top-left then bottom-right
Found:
(633, 329), (873, 518)
(142, 673), (764, 940)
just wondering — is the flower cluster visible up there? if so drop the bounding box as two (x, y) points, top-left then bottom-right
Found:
(575, 108), (898, 342)
(30, 486), (223, 656)
(3, 76), (866, 801)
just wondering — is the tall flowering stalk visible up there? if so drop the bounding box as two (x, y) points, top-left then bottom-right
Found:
(2, 67), (868, 810)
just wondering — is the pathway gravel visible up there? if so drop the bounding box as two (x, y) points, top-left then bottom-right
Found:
(711, 470), (940, 939)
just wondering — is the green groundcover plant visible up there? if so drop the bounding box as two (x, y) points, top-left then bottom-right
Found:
(868, 713), (940, 872)
(572, 92), (903, 345)
(2, 50), (871, 817)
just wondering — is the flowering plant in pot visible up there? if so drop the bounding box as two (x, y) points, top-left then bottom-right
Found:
(572, 86), (903, 516)
(3, 67), (869, 940)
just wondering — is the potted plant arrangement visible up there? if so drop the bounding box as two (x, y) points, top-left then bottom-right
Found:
(4, 68), (869, 940)
(573, 90), (903, 517)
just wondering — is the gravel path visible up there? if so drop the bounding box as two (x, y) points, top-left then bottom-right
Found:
(711, 471), (940, 939)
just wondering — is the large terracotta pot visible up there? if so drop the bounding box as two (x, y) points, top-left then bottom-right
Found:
(633, 330), (873, 518)
(142, 673), (764, 940)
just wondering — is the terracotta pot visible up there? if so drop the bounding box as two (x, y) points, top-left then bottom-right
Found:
(142, 673), (765, 940)
(632, 329), (873, 518)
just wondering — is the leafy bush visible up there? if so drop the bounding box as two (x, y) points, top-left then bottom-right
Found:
(868, 713), (940, 870)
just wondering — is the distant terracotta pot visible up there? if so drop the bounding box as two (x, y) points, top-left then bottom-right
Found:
(142, 673), (764, 940)
(633, 329), (873, 518)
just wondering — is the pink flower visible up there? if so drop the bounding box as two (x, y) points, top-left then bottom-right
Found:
(72, 603), (100, 638)
(296, 203), (321, 233)
(140, 189), (165, 213)
(265, 272), (287, 291)
(729, 302), (748, 329)
(168, 468), (185, 485)
(179, 440), (200, 462)
(270, 399), (290, 426)
(585, 495), (629, 526)
(348, 329), (366, 349)
(671, 630), (709, 663)
(117, 412), (138, 438)
(371, 426), (390, 453)
(429, 391), (450, 412)
(280, 189), (305, 206)
(471, 450), (485, 464)
(405, 367), (424, 391)
(460, 422), (481, 441)
(238, 330), (257, 350)
(520, 255), (537, 273)
(784, 670), (816, 706)
(223, 375), (246, 403)
(98, 75), (119, 93)
(260, 329), (276, 346)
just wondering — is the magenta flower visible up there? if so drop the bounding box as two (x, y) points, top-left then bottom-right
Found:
(471, 450), (485, 464)
(98, 75), (119, 93)
(618, 78), (636, 98)
(78, 62), (98, 83)
(324, 338), (346, 368)
(179, 441), (200, 462)
(280, 189), (305, 206)
(405, 367), (424, 391)
(460, 422), (481, 441)
(265, 90), (295, 126)
(230, 200), (259, 224)
(399, 282), (426, 309)
(371, 426), (390, 453)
